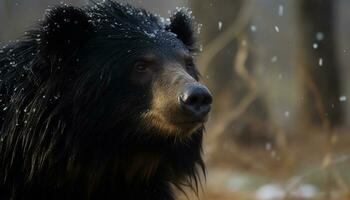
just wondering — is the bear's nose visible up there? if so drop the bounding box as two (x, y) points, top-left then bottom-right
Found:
(179, 83), (212, 120)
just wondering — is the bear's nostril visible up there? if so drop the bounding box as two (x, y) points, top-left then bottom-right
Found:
(179, 83), (212, 120)
(201, 93), (213, 105)
(185, 95), (198, 106)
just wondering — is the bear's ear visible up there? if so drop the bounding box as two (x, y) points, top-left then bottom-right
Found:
(39, 6), (93, 57)
(167, 10), (196, 49)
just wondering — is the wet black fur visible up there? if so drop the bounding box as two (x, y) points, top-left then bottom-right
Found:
(0, 1), (204, 199)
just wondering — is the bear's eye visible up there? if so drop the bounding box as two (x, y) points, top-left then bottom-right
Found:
(134, 62), (149, 72)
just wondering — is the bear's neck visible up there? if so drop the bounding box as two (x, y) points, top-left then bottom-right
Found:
(116, 130), (204, 185)
(124, 151), (163, 184)
(2, 129), (204, 199)
(68, 130), (204, 199)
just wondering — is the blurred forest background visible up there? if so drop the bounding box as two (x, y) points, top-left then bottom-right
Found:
(1, 0), (350, 199)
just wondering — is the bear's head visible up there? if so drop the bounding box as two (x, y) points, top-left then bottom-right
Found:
(36, 1), (212, 139)
(0, 1), (212, 197)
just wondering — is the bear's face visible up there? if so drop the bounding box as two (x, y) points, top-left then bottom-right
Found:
(129, 48), (211, 136)
(38, 2), (212, 138)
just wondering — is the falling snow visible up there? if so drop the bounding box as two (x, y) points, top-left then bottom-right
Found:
(275, 26), (280, 32)
(316, 32), (324, 41)
(318, 58), (323, 66)
(218, 21), (223, 31)
(278, 5), (284, 16)
(284, 111), (290, 118)
(278, 74), (283, 80)
(339, 96), (347, 102)
(271, 56), (278, 63)
(250, 25), (257, 32)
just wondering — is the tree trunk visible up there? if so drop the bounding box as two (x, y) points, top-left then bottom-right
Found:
(298, 0), (343, 128)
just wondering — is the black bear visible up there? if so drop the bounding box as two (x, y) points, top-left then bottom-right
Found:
(0, 1), (212, 200)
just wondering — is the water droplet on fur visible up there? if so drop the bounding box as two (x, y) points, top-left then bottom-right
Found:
(54, 95), (60, 100)
(144, 31), (156, 38)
